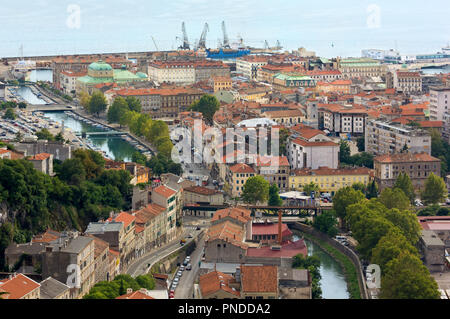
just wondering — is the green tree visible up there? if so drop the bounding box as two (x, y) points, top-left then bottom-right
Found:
(125, 96), (142, 113)
(313, 210), (339, 237)
(189, 95), (220, 124)
(380, 252), (440, 299)
(88, 91), (107, 117)
(394, 173), (415, 203)
(332, 187), (365, 222)
(378, 188), (410, 211)
(366, 180), (379, 199)
(339, 140), (351, 164)
(36, 128), (55, 141)
(268, 184), (283, 206)
(135, 274), (155, 290)
(351, 182), (366, 194)
(278, 128), (290, 156)
(303, 182), (320, 196)
(107, 97), (129, 124)
(421, 173), (447, 205)
(79, 91), (91, 111)
(18, 102), (27, 109)
(356, 136), (365, 152)
(241, 176), (270, 204)
(383, 208), (421, 244)
(132, 151), (147, 166)
(3, 108), (16, 120)
(57, 158), (86, 185)
(371, 228), (419, 271)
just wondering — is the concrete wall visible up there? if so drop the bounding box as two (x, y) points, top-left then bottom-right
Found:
(289, 222), (368, 299)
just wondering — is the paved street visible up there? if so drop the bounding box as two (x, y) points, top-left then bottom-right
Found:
(174, 234), (205, 299)
(126, 227), (196, 278)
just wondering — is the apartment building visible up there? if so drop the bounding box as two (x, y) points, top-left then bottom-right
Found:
(147, 61), (196, 85)
(429, 86), (450, 121)
(306, 70), (342, 82)
(388, 70), (422, 94)
(28, 153), (54, 176)
(365, 119), (431, 155)
(60, 70), (87, 96)
(151, 185), (178, 242)
(337, 58), (386, 79)
(0, 273), (41, 299)
(106, 212), (136, 268)
(289, 167), (372, 195)
(236, 55), (269, 80)
(374, 152), (441, 191)
(319, 104), (368, 135)
(135, 203), (167, 251)
(228, 163), (256, 198)
(194, 61), (231, 82)
(264, 109), (305, 126)
(272, 73), (316, 90)
(209, 76), (232, 92)
(256, 156), (291, 192)
(316, 80), (352, 94)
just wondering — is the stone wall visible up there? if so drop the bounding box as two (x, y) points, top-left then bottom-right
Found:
(289, 222), (368, 299)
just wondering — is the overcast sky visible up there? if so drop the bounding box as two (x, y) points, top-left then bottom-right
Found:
(0, 0), (449, 57)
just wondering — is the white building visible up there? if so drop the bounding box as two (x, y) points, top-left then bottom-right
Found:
(147, 61), (196, 85)
(236, 56), (268, 80)
(429, 86), (450, 121)
(319, 104), (368, 135)
(60, 70), (86, 96)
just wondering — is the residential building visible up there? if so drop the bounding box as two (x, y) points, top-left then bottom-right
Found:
(319, 104), (368, 135)
(365, 119), (432, 155)
(289, 167), (372, 195)
(27, 153), (54, 176)
(429, 86), (450, 121)
(194, 61), (231, 82)
(240, 265), (278, 299)
(272, 73), (316, 90)
(116, 288), (155, 299)
(198, 271), (240, 299)
(228, 163), (256, 198)
(256, 156), (291, 192)
(316, 80), (352, 94)
(39, 277), (71, 299)
(106, 212), (136, 268)
(41, 234), (95, 299)
(306, 70), (342, 82)
(236, 55), (269, 80)
(183, 186), (224, 215)
(135, 203), (167, 251)
(0, 147), (11, 159)
(418, 216), (450, 247)
(0, 273), (40, 299)
(337, 58), (386, 79)
(209, 76), (232, 92)
(87, 235), (111, 283)
(151, 185), (178, 242)
(251, 222), (292, 245)
(13, 140), (72, 161)
(264, 109), (305, 126)
(59, 70), (87, 96)
(374, 152), (441, 191)
(388, 70), (422, 94)
(85, 222), (124, 269)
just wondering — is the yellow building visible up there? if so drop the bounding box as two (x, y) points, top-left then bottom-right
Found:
(210, 76), (232, 92)
(289, 167), (373, 195)
(228, 163), (256, 198)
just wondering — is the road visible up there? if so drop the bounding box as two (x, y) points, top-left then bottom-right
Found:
(174, 234), (206, 299)
(126, 227), (196, 278)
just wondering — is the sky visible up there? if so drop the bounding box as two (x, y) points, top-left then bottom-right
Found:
(0, 0), (449, 58)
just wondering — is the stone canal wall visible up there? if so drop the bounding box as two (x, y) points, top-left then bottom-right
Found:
(289, 222), (368, 299)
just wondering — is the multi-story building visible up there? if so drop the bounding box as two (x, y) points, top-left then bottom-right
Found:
(264, 109), (305, 126)
(240, 265), (279, 299)
(429, 86), (450, 121)
(316, 80), (352, 94)
(319, 104), (368, 135)
(27, 153), (54, 176)
(147, 61), (195, 85)
(151, 185), (178, 242)
(389, 70), (422, 94)
(306, 70), (342, 82)
(0, 273), (41, 299)
(135, 203), (167, 250)
(87, 235), (111, 283)
(194, 61), (231, 82)
(209, 76), (232, 92)
(289, 167), (372, 196)
(256, 156), (291, 192)
(236, 55), (269, 80)
(228, 163), (256, 198)
(198, 271), (241, 299)
(113, 87), (204, 119)
(60, 70), (87, 96)
(272, 73), (316, 90)
(337, 58), (386, 79)
(374, 152), (441, 191)
(106, 212), (136, 268)
(365, 119), (432, 155)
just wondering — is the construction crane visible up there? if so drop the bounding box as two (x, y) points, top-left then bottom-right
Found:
(222, 21), (230, 49)
(180, 22), (190, 50)
(197, 23), (209, 50)
(151, 36), (159, 51)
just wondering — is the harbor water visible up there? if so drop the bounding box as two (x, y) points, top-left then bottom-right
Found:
(28, 69), (53, 83)
(44, 111), (139, 162)
(293, 234), (350, 299)
(16, 86), (47, 104)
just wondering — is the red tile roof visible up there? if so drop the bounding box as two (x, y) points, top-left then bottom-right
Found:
(240, 265), (278, 293)
(292, 166), (372, 176)
(107, 212), (136, 229)
(374, 152), (440, 164)
(418, 216), (450, 231)
(229, 163), (255, 174)
(0, 274), (40, 299)
(256, 155), (290, 167)
(29, 153), (51, 161)
(183, 186), (222, 196)
(246, 239), (308, 258)
(199, 271), (240, 297)
(212, 207), (252, 224)
(153, 185), (177, 198)
(252, 223), (292, 237)
(116, 290), (154, 299)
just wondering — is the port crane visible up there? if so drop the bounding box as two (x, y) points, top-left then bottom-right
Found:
(222, 21), (231, 49)
(177, 22), (191, 50)
(196, 23), (209, 50)
(151, 36), (159, 51)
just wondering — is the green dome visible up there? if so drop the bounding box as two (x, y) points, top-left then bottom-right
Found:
(89, 60), (113, 71)
(136, 72), (148, 78)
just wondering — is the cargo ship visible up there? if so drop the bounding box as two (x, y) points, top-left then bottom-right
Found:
(206, 48), (251, 59)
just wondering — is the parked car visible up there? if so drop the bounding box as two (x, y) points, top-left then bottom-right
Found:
(196, 227), (201, 231)
(182, 260), (188, 266)
(177, 270), (182, 277)
(186, 263), (192, 271)
(186, 256), (191, 261)
(180, 265), (185, 271)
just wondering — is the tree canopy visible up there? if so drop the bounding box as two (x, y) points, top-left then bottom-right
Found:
(268, 184), (283, 206)
(241, 176), (270, 204)
(189, 95), (220, 124)
(313, 210), (339, 237)
(393, 173), (415, 203)
(88, 91), (108, 116)
(332, 187), (365, 222)
(421, 173), (447, 205)
(378, 188), (411, 211)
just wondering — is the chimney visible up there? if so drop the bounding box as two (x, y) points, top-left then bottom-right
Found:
(127, 288), (133, 294)
(278, 210), (282, 245)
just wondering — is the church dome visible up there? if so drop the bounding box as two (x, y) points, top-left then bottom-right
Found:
(88, 60), (113, 71)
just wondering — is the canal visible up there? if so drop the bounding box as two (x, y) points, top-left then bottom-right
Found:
(27, 69), (53, 83)
(44, 111), (138, 162)
(293, 234), (350, 299)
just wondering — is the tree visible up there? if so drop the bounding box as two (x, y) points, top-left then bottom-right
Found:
(371, 228), (419, 271)
(36, 128), (55, 141)
(313, 210), (339, 237)
(303, 182), (320, 196)
(57, 158), (86, 185)
(351, 182), (366, 194)
(107, 97), (129, 124)
(278, 128), (290, 156)
(383, 208), (421, 245)
(332, 187), (365, 222)
(421, 173), (447, 205)
(125, 96), (142, 113)
(339, 140), (351, 164)
(135, 274), (155, 290)
(18, 102), (27, 109)
(378, 188), (410, 211)
(189, 95), (220, 124)
(88, 91), (107, 117)
(357, 136), (365, 152)
(3, 108), (16, 120)
(380, 252), (440, 299)
(241, 176), (270, 204)
(79, 91), (91, 110)
(394, 173), (415, 203)
(268, 184), (283, 206)
(366, 180), (378, 199)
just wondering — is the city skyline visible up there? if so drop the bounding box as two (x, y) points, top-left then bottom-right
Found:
(0, 0), (449, 58)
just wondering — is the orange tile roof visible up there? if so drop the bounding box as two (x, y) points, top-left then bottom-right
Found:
(32, 229), (62, 243)
(107, 212), (136, 229)
(291, 138), (338, 147)
(29, 153), (51, 161)
(265, 109), (304, 118)
(135, 203), (166, 221)
(0, 149), (11, 155)
(153, 185), (177, 198)
(199, 271), (240, 297)
(229, 163), (255, 174)
(183, 186), (222, 196)
(0, 274), (40, 299)
(256, 155), (290, 167)
(293, 166), (372, 176)
(418, 121), (443, 128)
(374, 152), (440, 164)
(87, 235), (110, 258)
(211, 207), (252, 224)
(240, 265), (278, 293)
(207, 220), (245, 243)
(116, 290), (154, 299)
